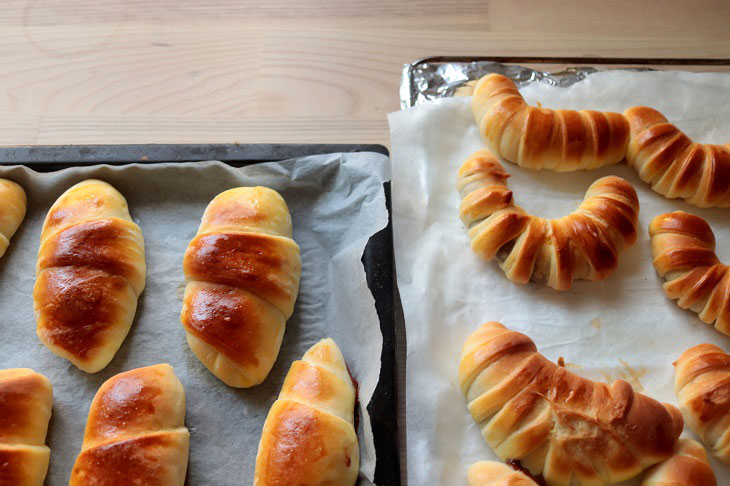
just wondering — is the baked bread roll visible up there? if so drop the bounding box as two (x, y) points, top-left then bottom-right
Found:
(34, 179), (146, 373)
(0, 179), (27, 259)
(70, 364), (189, 485)
(641, 439), (716, 486)
(460, 321), (683, 486)
(468, 461), (537, 486)
(0, 369), (52, 486)
(458, 150), (639, 290)
(625, 106), (730, 207)
(254, 338), (359, 486)
(674, 343), (730, 464)
(181, 187), (301, 388)
(649, 211), (730, 335)
(472, 73), (630, 171)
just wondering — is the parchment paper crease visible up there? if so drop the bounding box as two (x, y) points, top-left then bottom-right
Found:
(389, 70), (730, 485)
(0, 153), (389, 485)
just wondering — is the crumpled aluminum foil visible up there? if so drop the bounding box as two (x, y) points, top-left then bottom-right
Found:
(400, 59), (600, 108)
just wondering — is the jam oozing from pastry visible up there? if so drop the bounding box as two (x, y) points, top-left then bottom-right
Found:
(506, 459), (547, 486)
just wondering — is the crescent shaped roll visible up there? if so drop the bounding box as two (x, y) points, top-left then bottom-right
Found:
(458, 150), (639, 290)
(649, 211), (730, 335)
(0, 179), (27, 259)
(70, 364), (189, 485)
(181, 187), (301, 388)
(468, 461), (537, 486)
(641, 439), (716, 486)
(254, 338), (359, 486)
(472, 73), (630, 171)
(625, 106), (730, 207)
(0, 369), (53, 486)
(674, 343), (730, 464)
(34, 179), (145, 373)
(460, 322), (683, 486)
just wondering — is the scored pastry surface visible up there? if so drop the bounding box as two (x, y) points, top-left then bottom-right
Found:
(458, 149), (639, 290)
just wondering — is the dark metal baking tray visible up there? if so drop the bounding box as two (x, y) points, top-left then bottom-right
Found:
(0, 143), (399, 486)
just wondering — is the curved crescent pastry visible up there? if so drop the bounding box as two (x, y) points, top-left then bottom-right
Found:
(34, 180), (146, 373)
(674, 344), (730, 464)
(460, 322), (683, 486)
(0, 369), (53, 486)
(181, 187), (301, 388)
(458, 150), (640, 290)
(625, 106), (730, 207)
(649, 211), (730, 335)
(70, 364), (189, 485)
(468, 461), (537, 486)
(254, 338), (359, 486)
(472, 73), (630, 171)
(0, 179), (27, 259)
(641, 439), (716, 486)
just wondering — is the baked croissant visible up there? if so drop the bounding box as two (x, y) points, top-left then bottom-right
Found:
(459, 321), (683, 486)
(0, 369), (53, 486)
(472, 73), (630, 171)
(641, 439), (716, 486)
(468, 461), (537, 486)
(70, 364), (189, 485)
(625, 106), (730, 207)
(649, 211), (730, 335)
(34, 179), (146, 373)
(674, 343), (730, 464)
(458, 150), (639, 290)
(0, 179), (27, 259)
(254, 338), (359, 486)
(181, 187), (301, 388)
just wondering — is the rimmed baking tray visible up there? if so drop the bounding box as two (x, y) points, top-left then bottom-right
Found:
(401, 55), (730, 108)
(0, 143), (399, 486)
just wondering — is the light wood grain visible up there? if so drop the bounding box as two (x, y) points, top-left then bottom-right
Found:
(1, 0), (729, 146)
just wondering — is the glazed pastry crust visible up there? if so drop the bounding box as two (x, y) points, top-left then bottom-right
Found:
(180, 187), (301, 388)
(674, 343), (730, 464)
(468, 461), (537, 486)
(641, 439), (716, 486)
(458, 149), (639, 290)
(649, 211), (730, 335)
(34, 180), (145, 373)
(254, 339), (359, 486)
(625, 106), (730, 207)
(460, 322), (683, 486)
(0, 368), (53, 486)
(0, 179), (27, 259)
(70, 364), (189, 486)
(472, 73), (630, 171)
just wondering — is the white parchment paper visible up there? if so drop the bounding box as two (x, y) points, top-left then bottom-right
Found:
(0, 153), (390, 485)
(389, 71), (730, 485)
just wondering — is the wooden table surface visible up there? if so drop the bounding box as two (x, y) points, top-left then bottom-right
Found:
(2, 0), (730, 147)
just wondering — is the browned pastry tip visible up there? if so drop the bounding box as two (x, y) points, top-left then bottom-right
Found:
(649, 211), (730, 335)
(460, 321), (683, 486)
(675, 343), (730, 464)
(0, 178), (27, 259)
(458, 149), (639, 290)
(625, 106), (730, 207)
(472, 73), (630, 171)
(641, 438), (716, 486)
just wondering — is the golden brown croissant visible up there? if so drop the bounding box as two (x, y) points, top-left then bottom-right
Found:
(468, 461), (537, 486)
(459, 321), (683, 486)
(181, 187), (301, 388)
(0, 369), (53, 486)
(649, 211), (730, 335)
(674, 343), (730, 464)
(0, 179), (26, 259)
(641, 439), (716, 486)
(70, 364), (189, 485)
(254, 338), (359, 486)
(472, 73), (630, 171)
(34, 179), (146, 373)
(458, 150), (640, 290)
(625, 106), (730, 207)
